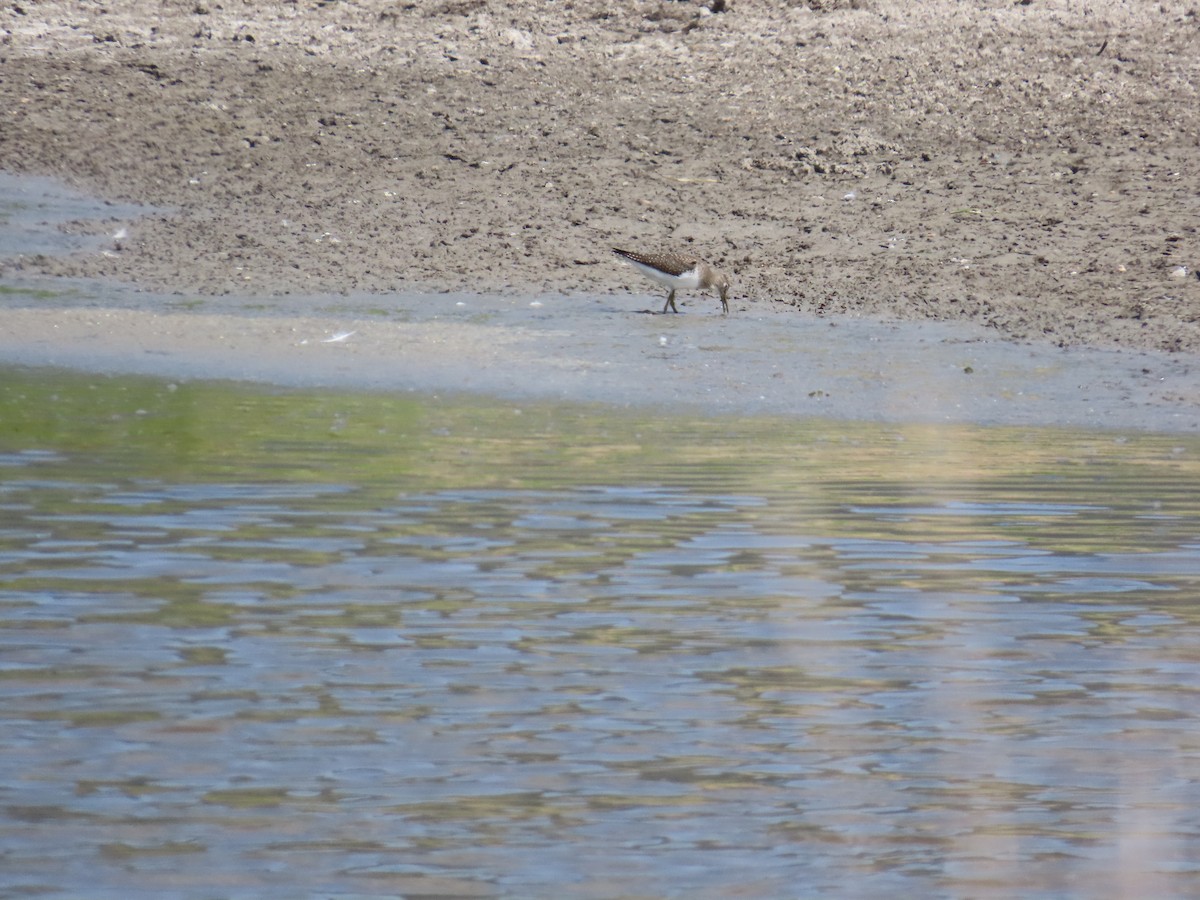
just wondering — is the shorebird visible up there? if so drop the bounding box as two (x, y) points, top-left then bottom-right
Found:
(612, 248), (731, 314)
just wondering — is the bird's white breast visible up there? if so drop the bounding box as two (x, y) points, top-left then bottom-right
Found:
(627, 258), (702, 290)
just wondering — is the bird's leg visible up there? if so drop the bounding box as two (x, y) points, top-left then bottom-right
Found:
(663, 290), (678, 314)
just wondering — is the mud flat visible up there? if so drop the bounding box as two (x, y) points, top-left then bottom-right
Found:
(1, 0), (1198, 351)
(2, 1), (1200, 431)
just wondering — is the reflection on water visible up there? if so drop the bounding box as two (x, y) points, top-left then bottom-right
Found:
(1, 368), (1199, 898)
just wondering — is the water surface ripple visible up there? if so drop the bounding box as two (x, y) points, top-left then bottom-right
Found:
(1, 373), (1199, 898)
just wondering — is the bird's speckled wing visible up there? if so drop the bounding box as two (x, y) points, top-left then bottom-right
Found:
(612, 248), (702, 277)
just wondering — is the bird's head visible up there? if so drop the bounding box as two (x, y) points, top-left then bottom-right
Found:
(715, 271), (731, 303)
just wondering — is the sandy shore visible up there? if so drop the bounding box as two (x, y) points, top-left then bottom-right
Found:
(1, 0), (1198, 353)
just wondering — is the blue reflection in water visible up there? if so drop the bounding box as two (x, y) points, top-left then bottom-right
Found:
(1, 455), (1199, 899)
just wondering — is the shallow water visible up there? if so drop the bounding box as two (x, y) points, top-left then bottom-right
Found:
(0, 171), (146, 259)
(1, 369), (1199, 898)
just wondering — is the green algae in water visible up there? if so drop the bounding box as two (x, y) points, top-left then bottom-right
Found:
(3, 363), (1200, 646)
(0, 284), (65, 301)
(1, 364), (1196, 480)
(2, 364), (1198, 541)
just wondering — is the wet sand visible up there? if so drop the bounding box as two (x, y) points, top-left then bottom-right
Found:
(3, 270), (1199, 432)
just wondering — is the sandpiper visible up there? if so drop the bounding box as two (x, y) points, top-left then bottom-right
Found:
(612, 248), (731, 314)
